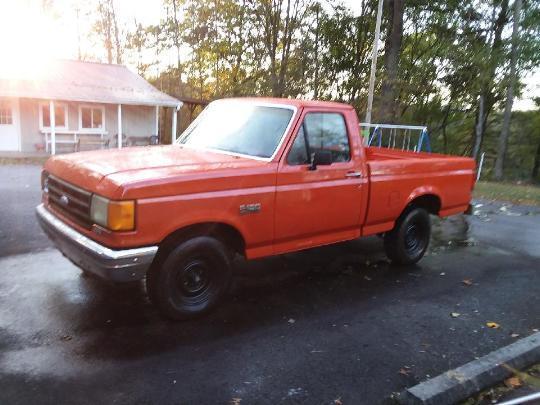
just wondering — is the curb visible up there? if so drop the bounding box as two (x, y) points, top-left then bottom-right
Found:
(398, 332), (540, 405)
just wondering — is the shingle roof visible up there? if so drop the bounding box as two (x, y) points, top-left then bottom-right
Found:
(0, 59), (181, 107)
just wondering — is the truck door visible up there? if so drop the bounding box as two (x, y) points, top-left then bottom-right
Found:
(273, 109), (367, 254)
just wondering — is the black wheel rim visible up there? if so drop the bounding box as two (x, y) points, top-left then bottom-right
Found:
(176, 259), (210, 296)
(169, 254), (221, 308)
(404, 220), (427, 256)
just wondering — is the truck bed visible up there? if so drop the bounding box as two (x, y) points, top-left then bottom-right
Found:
(366, 147), (448, 161)
(362, 146), (476, 236)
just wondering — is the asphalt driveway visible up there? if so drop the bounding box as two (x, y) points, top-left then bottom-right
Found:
(0, 164), (539, 404)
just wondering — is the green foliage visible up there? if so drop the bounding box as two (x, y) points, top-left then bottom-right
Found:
(117, 0), (540, 180)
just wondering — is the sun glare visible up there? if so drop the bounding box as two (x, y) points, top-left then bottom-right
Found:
(0, 1), (57, 78)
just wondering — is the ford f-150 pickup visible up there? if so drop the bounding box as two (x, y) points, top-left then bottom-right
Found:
(37, 98), (476, 319)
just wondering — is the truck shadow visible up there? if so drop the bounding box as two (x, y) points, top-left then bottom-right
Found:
(47, 216), (473, 361)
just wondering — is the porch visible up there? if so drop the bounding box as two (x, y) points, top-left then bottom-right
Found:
(42, 101), (181, 155)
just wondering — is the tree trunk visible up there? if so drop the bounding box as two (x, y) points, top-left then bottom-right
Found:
(440, 102), (452, 154)
(313, 4), (320, 99)
(472, 95), (484, 161)
(109, 0), (122, 64)
(171, 0), (182, 72)
(494, 0), (521, 180)
(470, 0), (509, 157)
(379, 0), (404, 123)
(532, 141), (540, 181)
(105, 7), (113, 64)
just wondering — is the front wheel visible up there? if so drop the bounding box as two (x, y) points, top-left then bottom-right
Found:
(384, 207), (431, 265)
(146, 236), (232, 320)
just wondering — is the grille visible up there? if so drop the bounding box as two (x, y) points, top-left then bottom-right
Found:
(47, 175), (92, 228)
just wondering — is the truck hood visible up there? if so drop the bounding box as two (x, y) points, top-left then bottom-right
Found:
(44, 145), (271, 199)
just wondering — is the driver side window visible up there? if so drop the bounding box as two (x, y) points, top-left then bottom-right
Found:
(287, 112), (350, 165)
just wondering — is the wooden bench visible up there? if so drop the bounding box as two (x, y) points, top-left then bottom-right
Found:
(42, 131), (108, 153)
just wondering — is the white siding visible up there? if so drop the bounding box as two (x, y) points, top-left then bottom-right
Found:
(18, 98), (157, 152)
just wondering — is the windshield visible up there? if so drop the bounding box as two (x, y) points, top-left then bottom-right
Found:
(177, 101), (295, 159)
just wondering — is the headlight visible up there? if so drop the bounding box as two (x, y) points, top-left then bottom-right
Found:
(41, 171), (49, 193)
(90, 195), (135, 231)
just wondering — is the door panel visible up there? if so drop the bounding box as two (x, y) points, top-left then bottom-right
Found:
(274, 109), (366, 253)
(0, 98), (20, 151)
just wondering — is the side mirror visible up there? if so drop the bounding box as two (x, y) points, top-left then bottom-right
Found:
(309, 150), (332, 170)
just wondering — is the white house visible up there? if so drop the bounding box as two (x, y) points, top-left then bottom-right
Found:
(0, 59), (182, 154)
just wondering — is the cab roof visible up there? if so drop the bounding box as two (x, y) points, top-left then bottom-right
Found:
(216, 97), (355, 110)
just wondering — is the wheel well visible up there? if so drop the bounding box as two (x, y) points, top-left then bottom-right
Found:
(407, 194), (441, 215)
(158, 223), (246, 259)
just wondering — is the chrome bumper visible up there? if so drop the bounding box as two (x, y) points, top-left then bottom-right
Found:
(36, 204), (158, 282)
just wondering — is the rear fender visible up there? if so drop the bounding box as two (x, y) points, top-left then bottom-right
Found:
(405, 186), (443, 214)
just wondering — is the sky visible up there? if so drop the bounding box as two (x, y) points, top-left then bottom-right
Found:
(0, 0), (538, 110)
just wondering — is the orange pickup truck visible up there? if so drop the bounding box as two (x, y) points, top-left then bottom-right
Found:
(37, 98), (476, 319)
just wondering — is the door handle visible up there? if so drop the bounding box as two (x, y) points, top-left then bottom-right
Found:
(345, 171), (362, 178)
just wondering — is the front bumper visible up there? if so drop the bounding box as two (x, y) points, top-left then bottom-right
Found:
(36, 204), (158, 282)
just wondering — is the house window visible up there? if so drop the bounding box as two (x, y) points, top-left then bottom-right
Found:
(79, 106), (105, 131)
(0, 101), (13, 125)
(40, 103), (68, 129)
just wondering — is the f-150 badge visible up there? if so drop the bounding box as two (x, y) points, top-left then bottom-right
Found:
(239, 203), (261, 215)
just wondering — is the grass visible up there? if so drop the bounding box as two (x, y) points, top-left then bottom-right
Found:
(474, 181), (540, 206)
(462, 363), (540, 405)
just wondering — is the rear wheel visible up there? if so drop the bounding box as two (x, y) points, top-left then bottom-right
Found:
(146, 236), (232, 320)
(384, 207), (431, 265)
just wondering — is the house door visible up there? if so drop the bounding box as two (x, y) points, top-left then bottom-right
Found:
(0, 98), (20, 151)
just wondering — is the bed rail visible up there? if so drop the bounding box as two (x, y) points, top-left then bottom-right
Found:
(360, 123), (431, 153)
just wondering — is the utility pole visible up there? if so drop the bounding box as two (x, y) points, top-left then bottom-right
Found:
(365, 0), (384, 125)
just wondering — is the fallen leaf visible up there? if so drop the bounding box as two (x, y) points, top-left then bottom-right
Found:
(399, 367), (412, 376)
(504, 376), (522, 388)
(503, 364), (540, 389)
(451, 312), (461, 318)
(487, 322), (500, 329)
(462, 279), (473, 286)
(334, 399), (343, 405)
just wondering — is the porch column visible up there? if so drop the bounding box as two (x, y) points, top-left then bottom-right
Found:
(49, 100), (56, 155)
(117, 104), (122, 149)
(155, 106), (159, 138)
(171, 106), (177, 143)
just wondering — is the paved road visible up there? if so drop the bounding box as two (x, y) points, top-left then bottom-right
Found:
(0, 165), (539, 404)
(0, 165), (52, 257)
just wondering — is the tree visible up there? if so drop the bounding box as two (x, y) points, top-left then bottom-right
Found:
(494, 0), (522, 180)
(379, 0), (404, 123)
(252, 0), (312, 97)
(472, 0), (510, 160)
(94, 0), (123, 64)
(125, 20), (153, 76)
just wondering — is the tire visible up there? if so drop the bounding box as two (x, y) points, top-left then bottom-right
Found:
(146, 236), (232, 320)
(384, 207), (431, 265)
